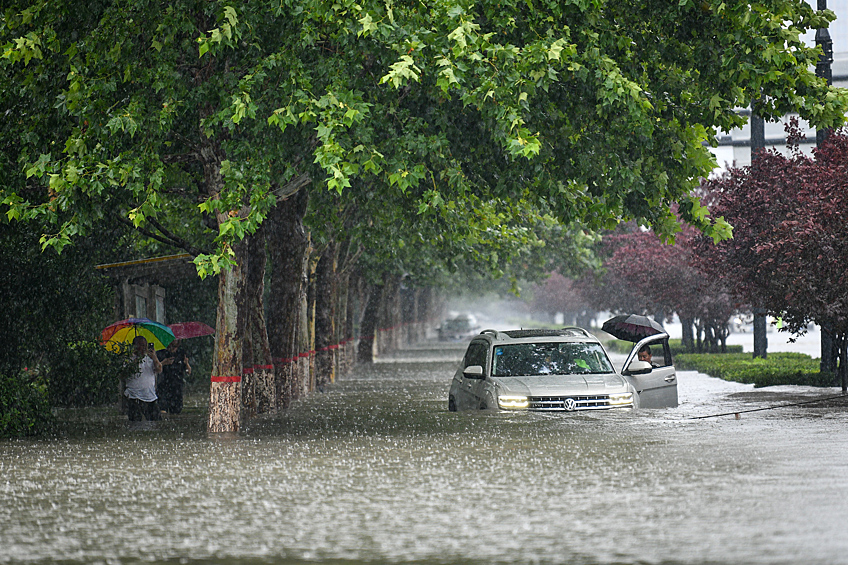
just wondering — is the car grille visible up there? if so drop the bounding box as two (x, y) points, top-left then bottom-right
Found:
(527, 395), (625, 411)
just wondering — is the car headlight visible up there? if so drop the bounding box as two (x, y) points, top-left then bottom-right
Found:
(498, 395), (529, 409)
(608, 392), (634, 406)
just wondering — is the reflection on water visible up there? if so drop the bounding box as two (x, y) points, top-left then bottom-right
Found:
(2, 346), (848, 565)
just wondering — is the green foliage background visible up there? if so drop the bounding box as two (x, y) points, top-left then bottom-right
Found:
(0, 367), (51, 437)
(0, 221), (131, 436)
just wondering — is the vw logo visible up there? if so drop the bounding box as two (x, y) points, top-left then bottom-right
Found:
(563, 398), (577, 411)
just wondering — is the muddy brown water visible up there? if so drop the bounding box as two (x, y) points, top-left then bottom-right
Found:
(2, 342), (848, 564)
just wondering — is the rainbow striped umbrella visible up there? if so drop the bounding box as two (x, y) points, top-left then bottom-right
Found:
(101, 318), (175, 353)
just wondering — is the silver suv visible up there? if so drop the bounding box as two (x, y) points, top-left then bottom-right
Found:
(448, 327), (678, 412)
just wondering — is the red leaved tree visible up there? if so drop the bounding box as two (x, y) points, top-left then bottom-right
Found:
(580, 223), (736, 352)
(697, 124), (848, 387)
(529, 272), (597, 327)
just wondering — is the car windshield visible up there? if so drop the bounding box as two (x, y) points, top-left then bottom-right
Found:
(491, 342), (615, 376)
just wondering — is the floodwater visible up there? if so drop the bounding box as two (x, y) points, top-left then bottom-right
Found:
(3, 341), (848, 565)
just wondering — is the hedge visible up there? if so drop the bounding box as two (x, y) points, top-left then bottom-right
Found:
(675, 352), (835, 388)
(604, 338), (744, 356)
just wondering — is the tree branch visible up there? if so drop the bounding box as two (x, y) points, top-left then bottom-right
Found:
(160, 153), (198, 164)
(338, 242), (364, 276)
(113, 214), (209, 257)
(146, 216), (209, 257)
(273, 172), (312, 200)
(114, 214), (178, 249)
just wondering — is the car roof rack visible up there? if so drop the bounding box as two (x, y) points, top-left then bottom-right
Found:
(476, 327), (597, 341)
(498, 328), (596, 339)
(560, 326), (594, 338)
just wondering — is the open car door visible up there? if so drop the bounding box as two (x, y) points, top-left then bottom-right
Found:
(621, 334), (678, 408)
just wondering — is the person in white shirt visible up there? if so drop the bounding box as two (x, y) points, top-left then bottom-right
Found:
(125, 336), (163, 421)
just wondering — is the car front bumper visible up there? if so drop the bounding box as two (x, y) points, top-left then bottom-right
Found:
(498, 393), (634, 411)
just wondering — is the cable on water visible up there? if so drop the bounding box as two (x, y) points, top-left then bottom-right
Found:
(688, 392), (848, 420)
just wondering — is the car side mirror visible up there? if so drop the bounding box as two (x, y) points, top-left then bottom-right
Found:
(462, 365), (485, 379)
(626, 360), (652, 375)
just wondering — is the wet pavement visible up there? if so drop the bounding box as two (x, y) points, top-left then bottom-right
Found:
(2, 340), (848, 565)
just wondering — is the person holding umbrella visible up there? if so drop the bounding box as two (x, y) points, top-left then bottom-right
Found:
(125, 336), (163, 421)
(156, 339), (191, 414)
(154, 321), (213, 414)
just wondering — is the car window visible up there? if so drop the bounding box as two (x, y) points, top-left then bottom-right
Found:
(637, 338), (672, 368)
(463, 342), (488, 371)
(659, 340), (672, 367)
(491, 342), (614, 376)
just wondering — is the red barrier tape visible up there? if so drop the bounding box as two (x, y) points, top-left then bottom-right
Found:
(211, 376), (242, 383)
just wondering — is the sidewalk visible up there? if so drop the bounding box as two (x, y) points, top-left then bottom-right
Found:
(663, 322), (822, 358)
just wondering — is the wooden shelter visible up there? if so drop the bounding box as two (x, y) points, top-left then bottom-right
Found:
(95, 253), (197, 324)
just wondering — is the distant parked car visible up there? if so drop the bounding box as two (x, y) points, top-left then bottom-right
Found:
(437, 314), (479, 341)
(731, 314), (753, 333)
(447, 327), (677, 412)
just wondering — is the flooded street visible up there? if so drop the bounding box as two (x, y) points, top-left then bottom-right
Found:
(3, 341), (848, 565)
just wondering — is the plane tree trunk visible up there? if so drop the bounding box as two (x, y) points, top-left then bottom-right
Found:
(378, 276), (403, 355)
(208, 237), (246, 433)
(200, 137), (244, 433)
(267, 190), (310, 410)
(314, 242), (337, 390)
(358, 282), (383, 363)
(244, 224), (275, 416)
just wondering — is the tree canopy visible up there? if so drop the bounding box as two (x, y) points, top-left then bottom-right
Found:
(4, 0), (847, 266)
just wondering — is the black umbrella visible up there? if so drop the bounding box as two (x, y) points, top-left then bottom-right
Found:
(601, 314), (665, 342)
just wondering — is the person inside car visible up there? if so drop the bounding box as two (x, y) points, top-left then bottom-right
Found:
(638, 345), (660, 368)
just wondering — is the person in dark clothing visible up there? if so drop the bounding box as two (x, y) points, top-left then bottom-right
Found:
(638, 345), (660, 368)
(156, 339), (191, 414)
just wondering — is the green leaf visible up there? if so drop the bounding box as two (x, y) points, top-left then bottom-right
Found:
(380, 55), (421, 88)
(358, 13), (377, 37)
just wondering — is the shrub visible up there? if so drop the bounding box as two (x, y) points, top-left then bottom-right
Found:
(604, 338), (743, 356)
(669, 340), (744, 356)
(675, 352), (834, 388)
(47, 340), (136, 408)
(0, 367), (52, 437)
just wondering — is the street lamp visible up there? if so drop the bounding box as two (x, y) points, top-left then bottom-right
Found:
(750, 110), (767, 359)
(815, 1), (838, 379)
(816, 0), (834, 145)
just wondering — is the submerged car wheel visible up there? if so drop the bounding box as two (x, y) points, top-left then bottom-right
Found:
(448, 396), (457, 412)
